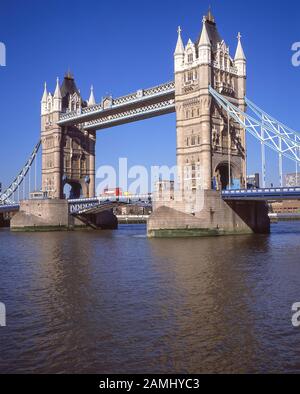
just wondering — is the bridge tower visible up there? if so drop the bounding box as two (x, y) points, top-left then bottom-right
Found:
(174, 10), (247, 194)
(149, 10), (270, 237)
(41, 72), (96, 200)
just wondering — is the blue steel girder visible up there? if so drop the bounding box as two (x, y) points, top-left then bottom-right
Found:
(57, 81), (175, 129)
(0, 140), (41, 205)
(222, 187), (300, 201)
(0, 204), (20, 213)
(245, 98), (300, 144)
(209, 86), (300, 165)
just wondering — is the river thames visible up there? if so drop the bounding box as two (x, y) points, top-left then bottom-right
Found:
(0, 222), (300, 374)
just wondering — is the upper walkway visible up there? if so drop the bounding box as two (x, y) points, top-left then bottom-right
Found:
(57, 81), (175, 130)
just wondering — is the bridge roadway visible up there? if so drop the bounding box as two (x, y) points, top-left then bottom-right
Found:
(68, 195), (152, 215)
(221, 187), (300, 201)
(0, 204), (20, 214)
(1, 188), (300, 215)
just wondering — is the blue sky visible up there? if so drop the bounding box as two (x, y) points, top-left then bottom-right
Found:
(0, 0), (300, 190)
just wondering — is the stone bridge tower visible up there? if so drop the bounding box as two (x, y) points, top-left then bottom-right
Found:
(41, 72), (96, 199)
(174, 10), (247, 194)
(148, 10), (270, 237)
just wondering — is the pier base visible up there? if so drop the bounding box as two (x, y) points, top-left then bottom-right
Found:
(72, 209), (118, 230)
(10, 200), (118, 231)
(11, 200), (70, 231)
(0, 213), (10, 228)
(147, 190), (270, 238)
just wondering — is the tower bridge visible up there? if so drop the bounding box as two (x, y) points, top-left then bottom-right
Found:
(1, 9), (300, 235)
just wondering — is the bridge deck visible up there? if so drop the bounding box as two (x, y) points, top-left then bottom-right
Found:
(0, 204), (20, 213)
(1, 188), (299, 216)
(222, 187), (300, 201)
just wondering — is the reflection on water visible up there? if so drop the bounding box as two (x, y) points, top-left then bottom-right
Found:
(0, 223), (300, 373)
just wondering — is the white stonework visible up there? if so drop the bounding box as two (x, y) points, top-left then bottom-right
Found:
(174, 10), (247, 204)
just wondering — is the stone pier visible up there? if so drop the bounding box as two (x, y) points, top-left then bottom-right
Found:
(10, 200), (118, 231)
(147, 190), (270, 238)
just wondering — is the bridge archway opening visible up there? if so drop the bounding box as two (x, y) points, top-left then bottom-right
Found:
(63, 182), (83, 200)
(215, 162), (234, 191)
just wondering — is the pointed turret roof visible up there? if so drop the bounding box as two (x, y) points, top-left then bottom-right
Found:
(235, 32), (246, 61)
(207, 5), (215, 23)
(54, 77), (62, 99)
(199, 16), (211, 46)
(60, 71), (81, 110)
(41, 82), (47, 102)
(175, 26), (184, 55)
(88, 85), (96, 106)
(195, 9), (221, 50)
(61, 71), (80, 98)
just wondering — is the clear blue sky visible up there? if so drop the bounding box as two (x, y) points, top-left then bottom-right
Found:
(0, 0), (299, 189)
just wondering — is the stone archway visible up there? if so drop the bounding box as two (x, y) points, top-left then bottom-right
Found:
(63, 181), (83, 200)
(215, 162), (236, 191)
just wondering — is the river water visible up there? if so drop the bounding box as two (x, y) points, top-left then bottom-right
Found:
(0, 222), (300, 374)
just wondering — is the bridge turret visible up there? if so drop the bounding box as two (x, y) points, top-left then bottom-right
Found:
(234, 32), (247, 186)
(41, 82), (48, 116)
(88, 85), (96, 106)
(60, 71), (83, 112)
(198, 14), (213, 191)
(234, 32), (246, 77)
(53, 77), (62, 112)
(174, 26), (184, 72)
(198, 16), (211, 64)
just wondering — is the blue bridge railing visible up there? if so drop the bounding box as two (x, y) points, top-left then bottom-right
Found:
(222, 187), (300, 200)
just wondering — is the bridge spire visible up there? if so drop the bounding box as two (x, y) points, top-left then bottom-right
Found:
(199, 16), (211, 46)
(234, 32), (246, 77)
(41, 82), (48, 115)
(174, 26), (184, 72)
(206, 5), (215, 23)
(53, 77), (62, 112)
(41, 82), (47, 102)
(88, 85), (96, 106)
(54, 77), (62, 99)
(198, 16), (211, 65)
(234, 32), (246, 61)
(174, 25), (184, 55)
